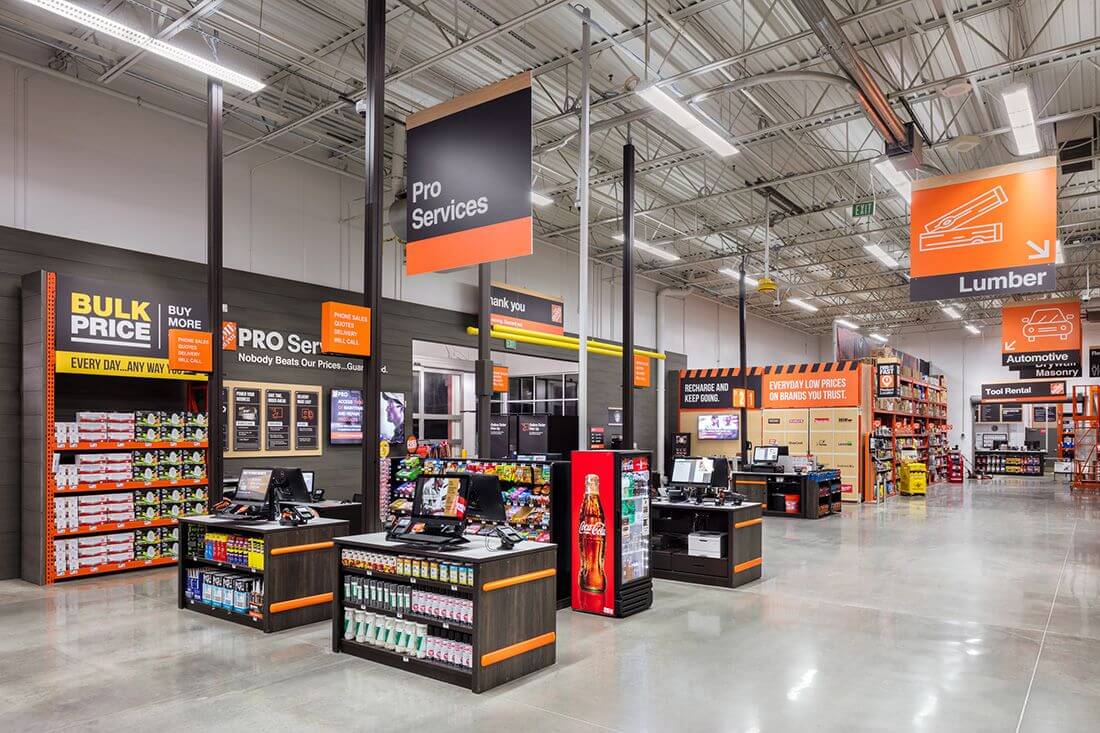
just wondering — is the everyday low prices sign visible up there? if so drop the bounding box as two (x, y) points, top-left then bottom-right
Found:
(761, 370), (860, 409)
(909, 158), (1057, 301)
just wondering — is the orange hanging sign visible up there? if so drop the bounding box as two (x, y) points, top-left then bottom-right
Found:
(321, 301), (371, 357)
(492, 365), (509, 393)
(633, 354), (651, 388)
(167, 329), (213, 372)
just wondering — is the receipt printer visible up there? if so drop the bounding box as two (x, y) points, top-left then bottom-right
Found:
(688, 531), (725, 559)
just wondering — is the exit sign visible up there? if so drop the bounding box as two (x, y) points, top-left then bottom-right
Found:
(504, 339), (517, 350)
(852, 201), (875, 217)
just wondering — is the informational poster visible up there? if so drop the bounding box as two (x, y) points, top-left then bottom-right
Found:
(405, 72), (532, 275)
(876, 361), (899, 398)
(1002, 405), (1023, 422)
(53, 273), (209, 380)
(381, 392), (406, 444)
(517, 414), (549, 454)
(489, 415), (512, 458)
(588, 426), (605, 449)
(490, 283), (564, 335)
(607, 407), (623, 427)
(979, 403), (1001, 422)
(264, 390), (291, 451)
(633, 354), (652, 388)
(330, 388), (364, 445)
(491, 366), (509, 393)
(671, 432), (691, 458)
(295, 391), (320, 450)
(909, 158), (1057, 301)
(233, 388), (261, 451)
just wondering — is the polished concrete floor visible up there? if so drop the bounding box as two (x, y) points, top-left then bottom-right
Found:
(3, 477), (1099, 732)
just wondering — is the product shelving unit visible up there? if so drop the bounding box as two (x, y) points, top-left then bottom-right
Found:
(870, 374), (949, 495)
(21, 271), (211, 585)
(973, 450), (1045, 477)
(333, 533), (557, 693)
(179, 516), (348, 633)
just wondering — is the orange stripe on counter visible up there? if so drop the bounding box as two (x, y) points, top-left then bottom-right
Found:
(482, 568), (556, 592)
(734, 557), (763, 573)
(734, 518), (763, 529)
(736, 479), (766, 485)
(269, 592), (333, 614)
(481, 632), (556, 667)
(270, 541), (335, 556)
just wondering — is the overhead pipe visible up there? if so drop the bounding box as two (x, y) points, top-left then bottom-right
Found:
(790, 0), (909, 147)
(467, 326), (667, 361)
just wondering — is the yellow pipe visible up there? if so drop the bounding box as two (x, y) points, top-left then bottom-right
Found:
(468, 326), (620, 357)
(490, 324), (666, 360)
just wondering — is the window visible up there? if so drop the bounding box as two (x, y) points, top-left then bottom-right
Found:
(412, 367), (465, 451)
(491, 372), (579, 416)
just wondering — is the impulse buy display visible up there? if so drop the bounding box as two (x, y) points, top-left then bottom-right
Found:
(334, 534), (557, 693)
(22, 269), (214, 584)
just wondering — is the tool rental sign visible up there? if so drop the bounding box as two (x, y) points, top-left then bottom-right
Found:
(405, 72), (532, 275)
(54, 273), (209, 380)
(909, 157), (1057, 301)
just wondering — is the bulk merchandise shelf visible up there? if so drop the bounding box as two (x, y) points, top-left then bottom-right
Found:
(54, 440), (208, 451)
(55, 478), (208, 495)
(57, 555), (178, 580)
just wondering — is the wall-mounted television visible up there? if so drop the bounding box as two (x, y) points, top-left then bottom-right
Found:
(329, 388), (364, 445)
(697, 413), (739, 440)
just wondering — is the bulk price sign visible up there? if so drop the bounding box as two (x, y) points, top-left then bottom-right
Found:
(909, 158), (1057, 301)
(405, 72), (532, 275)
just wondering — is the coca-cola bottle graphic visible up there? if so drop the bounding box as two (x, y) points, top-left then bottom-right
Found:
(578, 473), (607, 594)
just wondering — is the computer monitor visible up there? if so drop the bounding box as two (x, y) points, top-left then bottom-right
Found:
(302, 471), (315, 494)
(413, 475), (470, 520)
(708, 457), (730, 488)
(671, 458), (694, 484)
(269, 468), (312, 504)
(753, 446), (779, 463)
(235, 469), (273, 505)
(466, 474), (507, 523)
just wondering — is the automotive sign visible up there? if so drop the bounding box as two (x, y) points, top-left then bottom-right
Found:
(909, 158), (1057, 301)
(1002, 300), (1081, 368)
(405, 72), (532, 275)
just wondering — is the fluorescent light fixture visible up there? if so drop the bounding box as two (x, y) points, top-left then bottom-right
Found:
(874, 157), (912, 203)
(20, 0), (265, 92)
(870, 333), (888, 343)
(941, 306), (961, 319)
(530, 191), (553, 207)
(1002, 82), (1040, 155)
(636, 84), (738, 157)
(864, 243), (899, 268)
(835, 318), (859, 330)
(965, 324), (981, 335)
(613, 233), (680, 261)
(788, 297), (819, 312)
(718, 268), (759, 287)
(1055, 238), (1065, 264)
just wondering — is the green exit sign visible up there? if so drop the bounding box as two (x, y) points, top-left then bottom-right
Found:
(852, 201), (875, 217)
(505, 339), (518, 350)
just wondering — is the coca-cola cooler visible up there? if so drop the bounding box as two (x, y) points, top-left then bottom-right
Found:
(570, 450), (652, 618)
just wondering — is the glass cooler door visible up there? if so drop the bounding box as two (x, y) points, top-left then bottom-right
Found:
(619, 454), (650, 583)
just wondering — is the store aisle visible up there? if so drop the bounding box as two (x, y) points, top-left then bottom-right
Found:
(2, 478), (1098, 732)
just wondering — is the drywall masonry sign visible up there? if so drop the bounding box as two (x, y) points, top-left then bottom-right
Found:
(981, 380), (1067, 403)
(54, 273), (209, 380)
(909, 157), (1057, 301)
(405, 72), (532, 275)
(489, 282), (564, 335)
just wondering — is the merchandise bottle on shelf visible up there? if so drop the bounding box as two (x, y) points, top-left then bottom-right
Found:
(577, 474), (607, 595)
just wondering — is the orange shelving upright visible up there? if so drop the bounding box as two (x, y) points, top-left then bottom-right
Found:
(1072, 385), (1100, 491)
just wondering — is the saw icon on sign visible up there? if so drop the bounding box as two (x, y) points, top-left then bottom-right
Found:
(918, 185), (1008, 252)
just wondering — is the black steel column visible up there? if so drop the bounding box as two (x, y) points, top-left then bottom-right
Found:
(738, 254), (748, 466)
(206, 78), (224, 502)
(476, 263), (492, 458)
(622, 142), (635, 448)
(362, 0), (385, 532)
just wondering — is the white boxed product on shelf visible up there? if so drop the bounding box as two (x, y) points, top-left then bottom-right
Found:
(688, 531), (725, 559)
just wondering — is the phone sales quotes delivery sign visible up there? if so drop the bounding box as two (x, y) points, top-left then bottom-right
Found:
(909, 157), (1057, 301)
(405, 72), (532, 275)
(54, 273), (209, 380)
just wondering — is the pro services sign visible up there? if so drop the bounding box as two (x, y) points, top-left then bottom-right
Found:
(909, 158), (1057, 301)
(405, 72), (532, 275)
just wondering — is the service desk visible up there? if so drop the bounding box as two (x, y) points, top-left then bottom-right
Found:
(286, 499), (363, 535)
(178, 515), (348, 633)
(731, 470), (842, 519)
(334, 533), (557, 693)
(651, 501), (763, 587)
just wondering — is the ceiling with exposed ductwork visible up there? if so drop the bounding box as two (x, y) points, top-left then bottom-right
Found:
(1, 0), (1096, 338)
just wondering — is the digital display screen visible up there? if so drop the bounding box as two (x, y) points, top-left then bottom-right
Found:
(670, 457), (713, 485)
(235, 469), (272, 503)
(415, 476), (468, 519)
(330, 388), (364, 445)
(753, 446), (779, 463)
(671, 458), (693, 483)
(698, 414), (739, 440)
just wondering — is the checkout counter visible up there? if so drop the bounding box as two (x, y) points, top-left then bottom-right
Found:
(730, 447), (842, 520)
(226, 469), (363, 534)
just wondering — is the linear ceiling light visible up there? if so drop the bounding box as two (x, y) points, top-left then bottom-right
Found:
(718, 268), (759, 287)
(835, 318), (859, 329)
(636, 84), (738, 157)
(870, 333), (888, 343)
(1002, 82), (1040, 155)
(21, 0), (265, 92)
(874, 157), (911, 203)
(613, 233), (680, 261)
(530, 191), (553, 207)
(965, 324), (981, 335)
(864, 243), (899, 268)
(1055, 238), (1065, 264)
(941, 305), (961, 319)
(788, 297), (819, 312)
